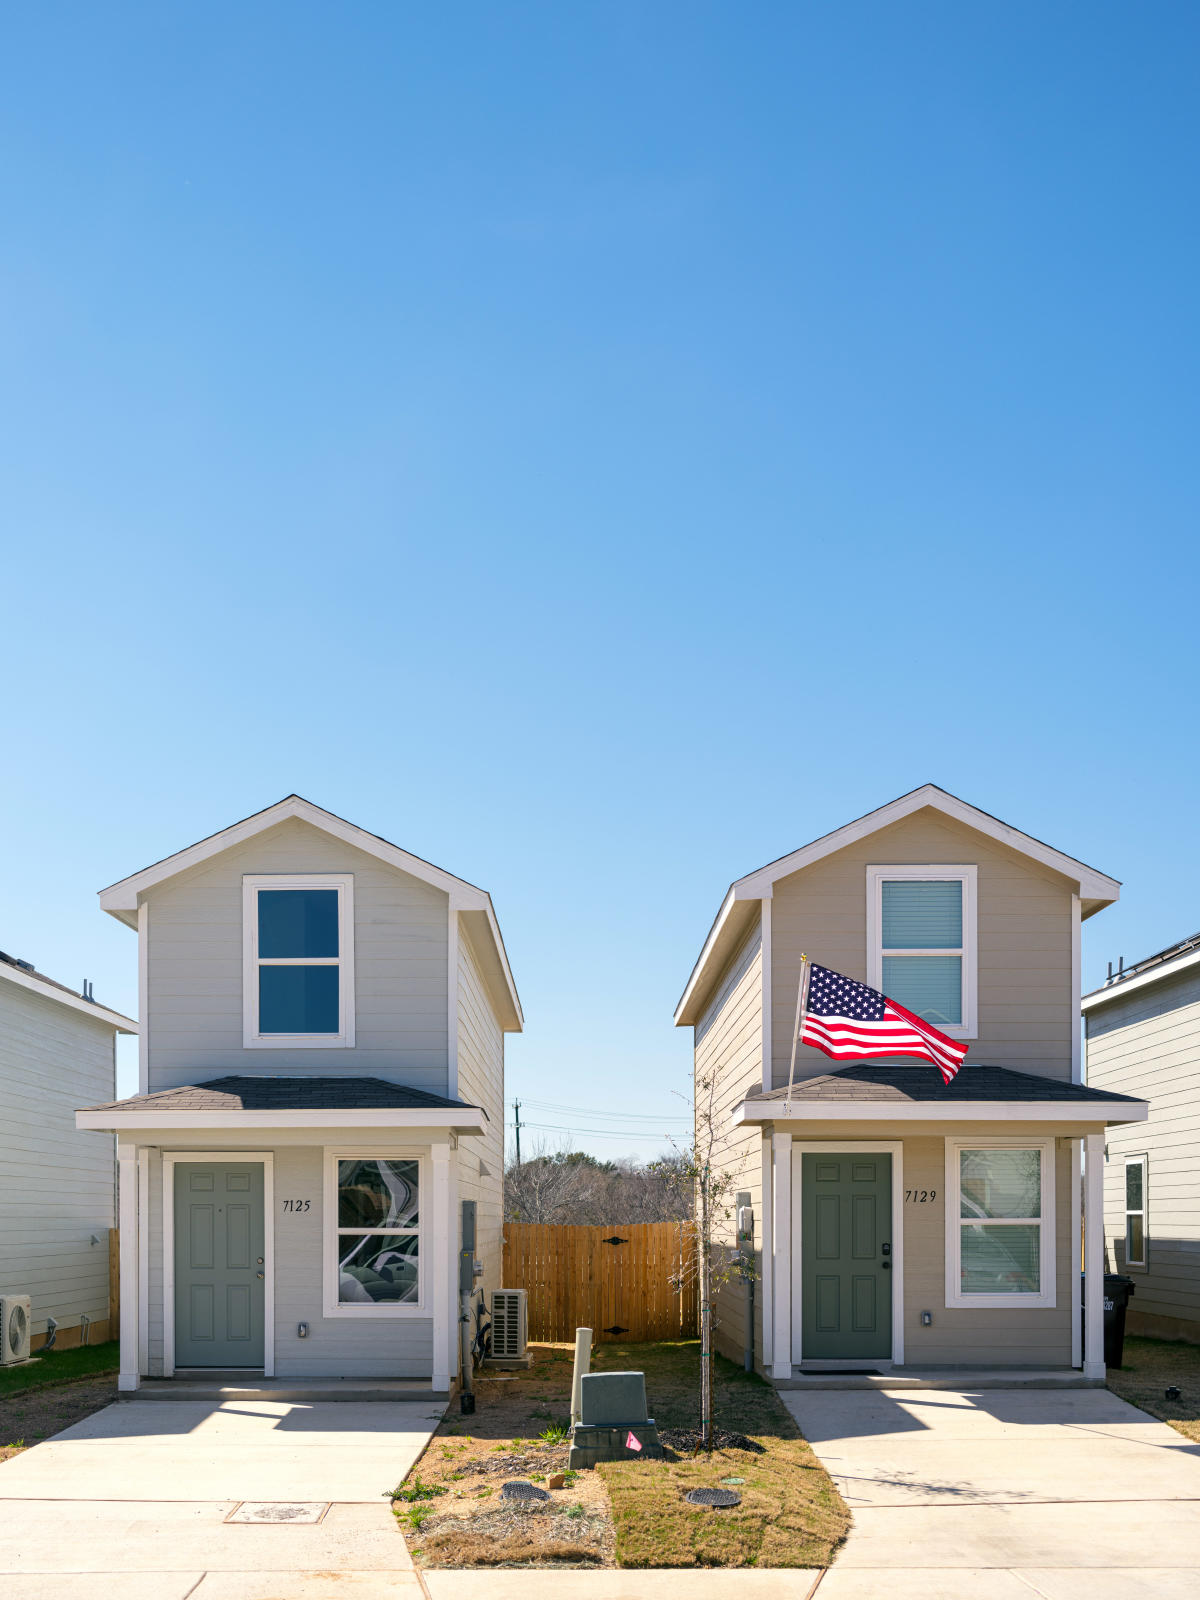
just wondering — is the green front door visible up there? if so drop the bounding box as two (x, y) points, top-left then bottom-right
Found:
(800, 1153), (892, 1361)
(174, 1162), (265, 1368)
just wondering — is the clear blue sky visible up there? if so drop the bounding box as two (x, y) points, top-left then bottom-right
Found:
(4, 4), (1198, 1160)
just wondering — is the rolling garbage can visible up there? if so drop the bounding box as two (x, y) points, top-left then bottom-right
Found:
(1082, 1273), (1136, 1368)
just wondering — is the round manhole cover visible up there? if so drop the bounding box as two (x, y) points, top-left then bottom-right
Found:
(684, 1487), (742, 1508)
(501, 1480), (550, 1504)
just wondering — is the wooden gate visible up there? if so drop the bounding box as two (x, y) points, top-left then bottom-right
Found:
(501, 1221), (698, 1343)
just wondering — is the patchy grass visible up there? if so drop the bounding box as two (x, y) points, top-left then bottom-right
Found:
(1107, 1335), (1200, 1443)
(594, 1342), (848, 1569)
(0, 1341), (118, 1399)
(395, 1340), (847, 1571)
(0, 1374), (118, 1463)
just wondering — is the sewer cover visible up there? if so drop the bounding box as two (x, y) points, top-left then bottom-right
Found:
(684, 1487), (741, 1508)
(501, 1480), (550, 1504)
(227, 1502), (330, 1524)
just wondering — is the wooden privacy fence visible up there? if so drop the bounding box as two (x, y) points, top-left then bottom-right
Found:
(502, 1221), (698, 1343)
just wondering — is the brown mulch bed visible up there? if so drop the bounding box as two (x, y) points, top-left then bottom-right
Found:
(0, 1375), (119, 1462)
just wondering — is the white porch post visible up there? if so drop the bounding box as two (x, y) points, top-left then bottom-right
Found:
(1083, 1131), (1106, 1382)
(117, 1141), (140, 1392)
(431, 1142), (454, 1391)
(770, 1131), (793, 1380)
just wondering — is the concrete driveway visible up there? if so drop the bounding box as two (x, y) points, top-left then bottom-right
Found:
(782, 1385), (1200, 1600)
(0, 1397), (443, 1598)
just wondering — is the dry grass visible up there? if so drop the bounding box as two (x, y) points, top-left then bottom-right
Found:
(396, 1340), (848, 1571)
(0, 1374), (118, 1463)
(1107, 1335), (1200, 1443)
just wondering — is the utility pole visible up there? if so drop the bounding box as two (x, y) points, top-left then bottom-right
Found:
(513, 1098), (522, 1165)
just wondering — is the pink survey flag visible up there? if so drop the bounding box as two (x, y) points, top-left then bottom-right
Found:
(626, 1432), (642, 1451)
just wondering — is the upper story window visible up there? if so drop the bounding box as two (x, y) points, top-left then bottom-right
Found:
(867, 864), (977, 1037)
(242, 874), (355, 1048)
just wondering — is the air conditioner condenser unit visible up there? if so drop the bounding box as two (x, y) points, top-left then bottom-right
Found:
(488, 1288), (532, 1368)
(0, 1296), (31, 1365)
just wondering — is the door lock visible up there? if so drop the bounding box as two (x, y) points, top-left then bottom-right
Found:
(881, 1261), (891, 1269)
(881, 1243), (891, 1255)
(256, 1271), (264, 1279)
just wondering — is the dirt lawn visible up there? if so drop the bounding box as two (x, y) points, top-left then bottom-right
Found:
(1107, 1334), (1200, 1443)
(0, 1375), (119, 1463)
(396, 1340), (848, 1571)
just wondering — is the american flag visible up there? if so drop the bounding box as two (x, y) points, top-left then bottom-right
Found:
(799, 962), (968, 1084)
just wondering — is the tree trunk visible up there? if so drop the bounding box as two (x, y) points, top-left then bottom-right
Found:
(699, 1170), (713, 1450)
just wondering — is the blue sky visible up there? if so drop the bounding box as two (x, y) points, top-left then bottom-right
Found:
(3, 4), (1198, 1159)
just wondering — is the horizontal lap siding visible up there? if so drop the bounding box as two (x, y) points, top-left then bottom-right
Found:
(770, 809), (1075, 1086)
(693, 920), (764, 1366)
(1088, 967), (1200, 1332)
(0, 984), (116, 1336)
(456, 922), (504, 1302)
(145, 818), (449, 1092)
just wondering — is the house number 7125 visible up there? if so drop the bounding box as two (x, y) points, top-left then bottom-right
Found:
(282, 1199), (311, 1212)
(905, 1190), (936, 1203)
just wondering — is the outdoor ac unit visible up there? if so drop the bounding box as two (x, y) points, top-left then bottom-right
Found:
(491, 1289), (528, 1360)
(0, 1296), (31, 1365)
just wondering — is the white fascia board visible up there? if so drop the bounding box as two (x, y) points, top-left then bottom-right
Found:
(1082, 947), (1200, 1013)
(76, 1106), (487, 1133)
(732, 1098), (1147, 1126)
(0, 961), (138, 1033)
(732, 785), (1121, 907)
(674, 889), (762, 1026)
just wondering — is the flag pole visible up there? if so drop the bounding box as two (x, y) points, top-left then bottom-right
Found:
(783, 953), (811, 1117)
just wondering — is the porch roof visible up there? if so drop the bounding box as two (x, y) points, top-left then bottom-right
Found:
(77, 1074), (487, 1133)
(735, 1062), (1147, 1125)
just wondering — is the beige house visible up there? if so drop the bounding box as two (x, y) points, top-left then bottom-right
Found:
(76, 796), (521, 1394)
(1083, 932), (1200, 1342)
(675, 785), (1147, 1383)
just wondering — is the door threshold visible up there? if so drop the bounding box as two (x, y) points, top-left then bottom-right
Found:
(799, 1359), (893, 1371)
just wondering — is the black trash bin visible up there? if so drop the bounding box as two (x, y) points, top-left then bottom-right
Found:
(1082, 1273), (1136, 1367)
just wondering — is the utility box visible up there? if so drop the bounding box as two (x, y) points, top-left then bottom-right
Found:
(568, 1370), (662, 1468)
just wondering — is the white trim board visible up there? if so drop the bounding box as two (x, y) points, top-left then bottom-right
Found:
(0, 958), (137, 1034)
(78, 1107), (487, 1132)
(733, 1099), (1146, 1126)
(944, 1137), (1056, 1310)
(789, 1141), (905, 1367)
(162, 1151), (275, 1379)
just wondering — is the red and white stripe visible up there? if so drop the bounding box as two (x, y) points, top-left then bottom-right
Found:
(800, 996), (967, 1084)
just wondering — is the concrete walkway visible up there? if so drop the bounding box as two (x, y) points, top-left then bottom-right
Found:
(0, 1396), (443, 1598)
(782, 1385), (1200, 1599)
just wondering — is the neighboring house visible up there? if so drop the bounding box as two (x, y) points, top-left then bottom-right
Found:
(1083, 931), (1200, 1343)
(675, 785), (1148, 1383)
(1, 949), (137, 1350)
(77, 796), (521, 1393)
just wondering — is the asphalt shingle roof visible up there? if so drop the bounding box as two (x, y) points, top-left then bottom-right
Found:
(86, 1075), (479, 1113)
(745, 1062), (1143, 1106)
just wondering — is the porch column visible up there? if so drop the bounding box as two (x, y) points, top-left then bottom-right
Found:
(1083, 1131), (1106, 1382)
(117, 1141), (140, 1392)
(430, 1142), (453, 1392)
(770, 1131), (793, 1380)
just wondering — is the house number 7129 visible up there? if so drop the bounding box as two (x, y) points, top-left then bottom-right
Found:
(282, 1199), (311, 1212)
(905, 1190), (936, 1203)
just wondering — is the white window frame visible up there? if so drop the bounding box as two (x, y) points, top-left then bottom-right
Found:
(867, 864), (977, 1039)
(242, 874), (355, 1048)
(1124, 1154), (1148, 1270)
(322, 1147), (427, 1318)
(944, 1136), (1056, 1309)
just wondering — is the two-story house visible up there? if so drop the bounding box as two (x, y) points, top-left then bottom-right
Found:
(675, 785), (1148, 1383)
(1083, 931), (1200, 1343)
(77, 796), (522, 1394)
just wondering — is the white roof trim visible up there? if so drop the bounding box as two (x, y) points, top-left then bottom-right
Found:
(1082, 946), (1200, 1013)
(98, 795), (522, 1031)
(0, 960), (137, 1033)
(732, 1098), (1146, 1126)
(77, 1106), (486, 1133)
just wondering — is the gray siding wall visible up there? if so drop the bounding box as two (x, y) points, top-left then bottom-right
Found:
(693, 919), (765, 1369)
(144, 1142), (435, 1377)
(0, 982), (116, 1337)
(144, 818), (449, 1092)
(1088, 965), (1200, 1337)
(771, 807), (1076, 1086)
(455, 921), (505, 1300)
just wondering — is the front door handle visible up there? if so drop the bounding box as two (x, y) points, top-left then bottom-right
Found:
(256, 1271), (265, 1279)
(881, 1261), (891, 1270)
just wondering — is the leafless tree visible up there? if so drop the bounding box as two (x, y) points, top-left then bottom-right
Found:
(504, 1145), (693, 1225)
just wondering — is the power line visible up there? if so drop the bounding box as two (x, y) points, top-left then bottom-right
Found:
(509, 1119), (688, 1142)
(515, 1096), (691, 1125)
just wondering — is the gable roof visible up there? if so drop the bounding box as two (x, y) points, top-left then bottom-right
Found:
(98, 795), (522, 1030)
(675, 784), (1120, 1026)
(0, 948), (137, 1033)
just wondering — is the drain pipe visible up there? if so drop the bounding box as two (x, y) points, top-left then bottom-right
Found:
(459, 1201), (480, 1414)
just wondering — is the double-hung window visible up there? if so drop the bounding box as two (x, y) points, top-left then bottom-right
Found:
(324, 1154), (422, 1316)
(243, 874), (355, 1047)
(945, 1139), (1056, 1308)
(867, 865), (976, 1036)
(1124, 1156), (1148, 1269)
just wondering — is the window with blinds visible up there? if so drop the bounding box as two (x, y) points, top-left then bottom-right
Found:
(867, 866), (976, 1035)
